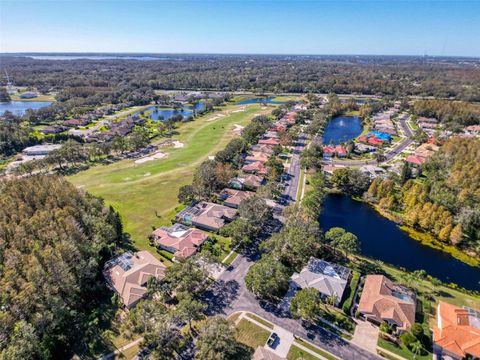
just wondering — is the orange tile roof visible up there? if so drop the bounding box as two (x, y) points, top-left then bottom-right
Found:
(433, 301), (480, 359)
(152, 227), (209, 258)
(103, 251), (166, 308)
(357, 275), (416, 331)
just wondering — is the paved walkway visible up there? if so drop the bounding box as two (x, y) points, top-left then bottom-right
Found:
(351, 320), (379, 354)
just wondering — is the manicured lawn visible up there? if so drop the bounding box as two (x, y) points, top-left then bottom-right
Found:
(377, 338), (432, 360)
(287, 345), (319, 360)
(340, 270), (360, 314)
(114, 343), (140, 360)
(291, 339), (338, 360)
(68, 106), (270, 254)
(235, 319), (271, 349)
(245, 313), (274, 329)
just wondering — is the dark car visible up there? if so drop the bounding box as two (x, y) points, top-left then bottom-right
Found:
(267, 332), (279, 348)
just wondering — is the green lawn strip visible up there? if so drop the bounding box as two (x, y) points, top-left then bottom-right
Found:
(340, 270), (360, 314)
(377, 338), (432, 360)
(227, 312), (242, 323)
(68, 106), (269, 254)
(292, 339), (338, 360)
(245, 313), (274, 329)
(114, 343), (141, 360)
(235, 318), (271, 349)
(10, 94), (55, 102)
(297, 167), (306, 201)
(222, 251), (238, 266)
(287, 345), (319, 360)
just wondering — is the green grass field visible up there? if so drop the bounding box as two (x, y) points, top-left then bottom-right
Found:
(235, 319), (271, 349)
(68, 105), (270, 253)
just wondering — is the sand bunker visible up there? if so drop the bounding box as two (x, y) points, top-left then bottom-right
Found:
(173, 141), (184, 148)
(134, 152), (168, 164)
(207, 114), (226, 122)
(233, 124), (245, 132)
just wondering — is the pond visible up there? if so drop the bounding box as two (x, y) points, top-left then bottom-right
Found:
(320, 194), (480, 291)
(0, 101), (52, 116)
(235, 97), (286, 105)
(144, 102), (205, 121)
(322, 115), (363, 145)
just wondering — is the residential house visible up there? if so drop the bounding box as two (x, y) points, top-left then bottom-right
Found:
(335, 145), (347, 157)
(64, 118), (90, 127)
(176, 201), (237, 232)
(23, 144), (62, 156)
(242, 161), (268, 175)
(465, 125), (480, 136)
(229, 174), (264, 190)
(20, 91), (38, 99)
(219, 188), (255, 208)
(264, 131), (280, 139)
(151, 223), (209, 259)
(433, 301), (480, 360)
(250, 144), (275, 156)
(40, 125), (68, 134)
(357, 275), (416, 333)
(245, 151), (270, 164)
(258, 138), (281, 146)
(290, 258), (351, 306)
(406, 143), (439, 166)
(103, 251), (166, 308)
(322, 146), (336, 159)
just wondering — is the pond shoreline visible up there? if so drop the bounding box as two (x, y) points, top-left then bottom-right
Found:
(364, 200), (480, 267)
(320, 193), (480, 291)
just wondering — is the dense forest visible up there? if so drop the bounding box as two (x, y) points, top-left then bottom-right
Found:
(367, 137), (480, 254)
(0, 175), (122, 359)
(2, 55), (480, 102)
(413, 99), (480, 129)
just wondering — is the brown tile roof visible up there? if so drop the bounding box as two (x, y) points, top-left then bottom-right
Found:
(258, 138), (281, 146)
(242, 161), (268, 174)
(103, 251), (166, 308)
(433, 301), (480, 359)
(357, 275), (416, 331)
(220, 188), (255, 208)
(152, 226), (209, 258)
(183, 202), (237, 231)
(245, 151), (271, 163)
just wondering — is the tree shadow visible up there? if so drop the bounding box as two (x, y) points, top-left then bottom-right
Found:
(201, 280), (240, 316)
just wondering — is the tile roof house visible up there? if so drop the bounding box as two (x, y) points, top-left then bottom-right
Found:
(433, 301), (480, 359)
(219, 188), (255, 208)
(357, 275), (416, 332)
(176, 201), (237, 232)
(258, 138), (281, 146)
(229, 174), (264, 190)
(242, 161), (268, 175)
(250, 144), (275, 155)
(245, 151), (271, 164)
(103, 251), (166, 308)
(290, 258), (351, 306)
(151, 223), (209, 259)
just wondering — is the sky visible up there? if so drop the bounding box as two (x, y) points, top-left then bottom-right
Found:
(0, 0), (479, 57)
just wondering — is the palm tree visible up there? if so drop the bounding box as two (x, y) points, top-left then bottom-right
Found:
(411, 340), (423, 359)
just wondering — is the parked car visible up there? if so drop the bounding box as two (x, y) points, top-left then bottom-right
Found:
(267, 332), (279, 348)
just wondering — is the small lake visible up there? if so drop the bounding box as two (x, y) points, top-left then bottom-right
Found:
(322, 115), (363, 145)
(144, 102), (205, 121)
(0, 101), (52, 116)
(320, 194), (480, 291)
(235, 97), (286, 105)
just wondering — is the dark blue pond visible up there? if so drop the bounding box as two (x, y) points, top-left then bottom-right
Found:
(0, 101), (52, 116)
(322, 115), (363, 145)
(235, 97), (286, 105)
(320, 194), (480, 291)
(144, 102), (205, 121)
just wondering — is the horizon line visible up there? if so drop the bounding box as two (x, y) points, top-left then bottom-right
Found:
(1, 52), (480, 59)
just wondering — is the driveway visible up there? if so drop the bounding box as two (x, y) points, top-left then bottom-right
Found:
(351, 320), (379, 354)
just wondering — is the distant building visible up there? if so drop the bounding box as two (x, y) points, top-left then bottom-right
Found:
(290, 258), (351, 306)
(357, 275), (416, 333)
(433, 301), (480, 359)
(242, 161), (268, 175)
(23, 144), (61, 156)
(103, 251), (166, 308)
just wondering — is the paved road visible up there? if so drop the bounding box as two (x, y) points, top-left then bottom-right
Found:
(323, 113), (414, 167)
(284, 133), (307, 203)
